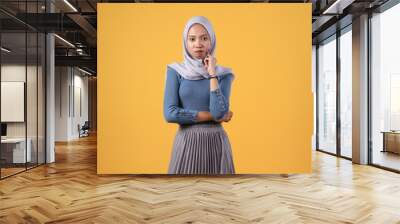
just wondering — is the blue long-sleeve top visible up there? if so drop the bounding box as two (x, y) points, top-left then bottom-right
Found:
(163, 66), (234, 125)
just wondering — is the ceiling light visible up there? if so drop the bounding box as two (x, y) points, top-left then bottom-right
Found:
(63, 0), (78, 12)
(77, 67), (93, 76)
(54, 34), (75, 48)
(1, 47), (11, 53)
(322, 0), (354, 15)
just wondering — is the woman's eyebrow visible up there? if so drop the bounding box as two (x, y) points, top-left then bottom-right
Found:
(188, 34), (208, 37)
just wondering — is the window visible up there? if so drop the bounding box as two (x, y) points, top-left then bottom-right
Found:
(317, 35), (337, 154)
(339, 28), (352, 158)
(371, 2), (400, 171)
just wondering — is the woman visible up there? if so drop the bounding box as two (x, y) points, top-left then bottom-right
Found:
(163, 16), (235, 175)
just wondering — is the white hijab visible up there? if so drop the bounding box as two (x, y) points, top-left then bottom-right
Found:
(168, 16), (234, 80)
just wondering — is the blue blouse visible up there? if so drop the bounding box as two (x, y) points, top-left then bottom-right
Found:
(163, 66), (234, 125)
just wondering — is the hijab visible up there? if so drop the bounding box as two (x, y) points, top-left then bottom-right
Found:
(168, 16), (234, 80)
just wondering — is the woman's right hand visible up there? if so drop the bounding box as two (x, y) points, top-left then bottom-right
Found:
(216, 111), (233, 123)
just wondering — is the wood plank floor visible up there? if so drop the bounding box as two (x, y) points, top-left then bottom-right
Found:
(373, 151), (400, 171)
(1, 167), (26, 178)
(1, 134), (400, 224)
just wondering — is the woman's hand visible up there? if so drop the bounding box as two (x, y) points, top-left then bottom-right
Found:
(196, 111), (233, 123)
(196, 111), (213, 122)
(216, 111), (233, 123)
(203, 52), (217, 76)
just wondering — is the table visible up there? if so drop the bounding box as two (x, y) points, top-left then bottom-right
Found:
(381, 131), (400, 154)
(1, 138), (32, 164)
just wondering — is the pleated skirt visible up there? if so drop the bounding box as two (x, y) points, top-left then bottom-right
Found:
(168, 123), (235, 175)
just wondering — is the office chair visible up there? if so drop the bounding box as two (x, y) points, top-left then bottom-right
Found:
(79, 121), (90, 138)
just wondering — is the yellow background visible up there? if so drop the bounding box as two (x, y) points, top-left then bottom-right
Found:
(98, 3), (312, 174)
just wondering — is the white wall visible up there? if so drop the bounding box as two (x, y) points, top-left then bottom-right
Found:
(72, 72), (89, 138)
(55, 66), (70, 141)
(55, 67), (89, 141)
(1, 65), (26, 135)
(1, 65), (40, 137)
(1, 64), (46, 164)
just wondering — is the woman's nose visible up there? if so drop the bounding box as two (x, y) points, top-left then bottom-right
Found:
(194, 40), (203, 47)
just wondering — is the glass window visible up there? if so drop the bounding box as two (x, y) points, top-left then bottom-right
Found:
(0, 1), (46, 179)
(1, 30), (28, 177)
(318, 35), (337, 154)
(312, 45), (317, 151)
(339, 28), (352, 158)
(371, 3), (400, 171)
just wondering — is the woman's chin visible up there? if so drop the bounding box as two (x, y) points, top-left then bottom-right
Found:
(193, 56), (205, 60)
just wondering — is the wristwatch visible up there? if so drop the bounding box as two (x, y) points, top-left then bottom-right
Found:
(208, 75), (217, 79)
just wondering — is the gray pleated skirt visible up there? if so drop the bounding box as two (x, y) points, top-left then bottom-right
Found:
(168, 123), (235, 175)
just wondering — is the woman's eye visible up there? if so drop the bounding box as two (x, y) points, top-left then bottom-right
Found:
(202, 37), (208, 41)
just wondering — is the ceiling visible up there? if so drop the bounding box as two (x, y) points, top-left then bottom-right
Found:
(0, 0), (394, 75)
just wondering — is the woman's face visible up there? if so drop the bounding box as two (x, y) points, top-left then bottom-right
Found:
(186, 24), (211, 60)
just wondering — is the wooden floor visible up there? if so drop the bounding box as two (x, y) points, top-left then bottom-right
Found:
(373, 150), (400, 171)
(1, 163), (45, 178)
(1, 134), (400, 223)
(1, 167), (26, 178)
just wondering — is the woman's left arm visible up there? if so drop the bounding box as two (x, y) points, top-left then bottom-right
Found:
(209, 75), (233, 120)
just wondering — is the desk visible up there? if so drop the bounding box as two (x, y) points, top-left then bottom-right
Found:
(1, 138), (31, 163)
(381, 131), (400, 154)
